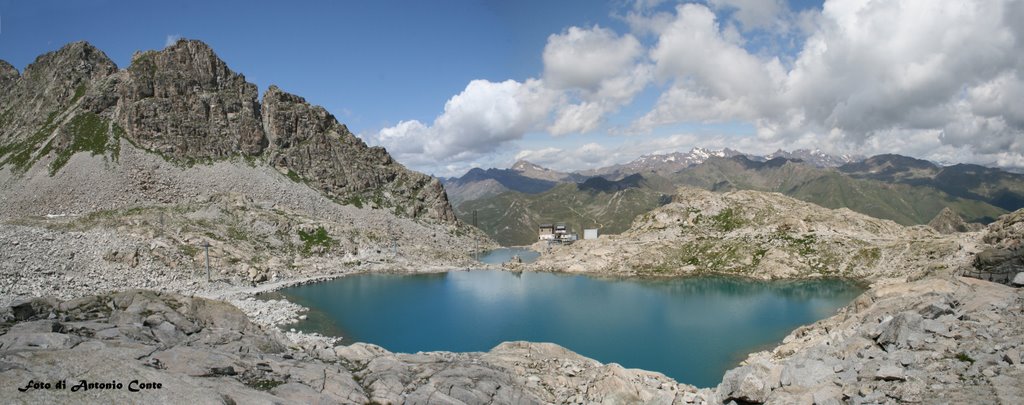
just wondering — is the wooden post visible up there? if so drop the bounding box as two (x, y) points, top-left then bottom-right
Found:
(201, 241), (211, 282)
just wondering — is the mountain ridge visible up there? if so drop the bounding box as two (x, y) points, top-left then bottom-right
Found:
(0, 39), (455, 223)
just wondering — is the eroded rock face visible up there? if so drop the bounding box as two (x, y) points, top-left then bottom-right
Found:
(0, 39), (456, 223)
(964, 208), (1024, 284)
(261, 86), (455, 221)
(0, 60), (19, 94)
(118, 40), (265, 157)
(0, 42), (117, 142)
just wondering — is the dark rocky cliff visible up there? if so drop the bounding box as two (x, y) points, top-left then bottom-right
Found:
(0, 39), (455, 222)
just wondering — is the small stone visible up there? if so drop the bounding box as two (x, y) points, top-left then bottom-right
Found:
(1013, 272), (1024, 286)
(209, 366), (236, 376)
(1003, 349), (1020, 365)
(875, 365), (906, 381)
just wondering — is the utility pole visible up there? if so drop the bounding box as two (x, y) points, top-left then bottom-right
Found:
(473, 210), (479, 261)
(201, 240), (211, 282)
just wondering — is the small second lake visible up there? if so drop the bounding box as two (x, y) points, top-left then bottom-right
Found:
(274, 270), (863, 388)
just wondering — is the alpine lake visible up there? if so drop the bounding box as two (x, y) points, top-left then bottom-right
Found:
(267, 248), (864, 388)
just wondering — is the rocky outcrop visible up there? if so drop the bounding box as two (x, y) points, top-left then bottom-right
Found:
(529, 187), (977, 281)
(963, 208), (1024, 284)
(928, 207), (983, 234)
(118, 40), (265, 157)
(261, 86), (454, 221)
(0, 60), (19, 94)
(711, 277), (1024, 404)
(0, 42), (116, 148)
(0, 39), (455, 223)
(0, 291), (711, 404)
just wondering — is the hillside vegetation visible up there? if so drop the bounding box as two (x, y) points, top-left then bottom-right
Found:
(529, 187), (978, 281)
(672, 157), (1007, 225)
(456, 174), (675, 245)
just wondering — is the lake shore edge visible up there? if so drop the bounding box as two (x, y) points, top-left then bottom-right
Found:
(3, 246), (1022, 403)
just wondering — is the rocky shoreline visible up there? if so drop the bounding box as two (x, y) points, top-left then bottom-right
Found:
(2, 265), (1021, 404)
(4, 187), (1024, 403)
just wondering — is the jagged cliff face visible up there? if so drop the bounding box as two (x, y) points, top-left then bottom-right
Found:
(0, 40), (455, 222)
(118, 41), (265, 157)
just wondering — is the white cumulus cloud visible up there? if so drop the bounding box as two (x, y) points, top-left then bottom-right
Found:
(544, 26), (652, 135)
(369, 78), (559, 171)
(373, 0), (1024, 175)
(631, 0), (1024, 167)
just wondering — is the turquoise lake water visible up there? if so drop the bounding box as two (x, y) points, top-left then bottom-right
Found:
(274, 270), (863, 388)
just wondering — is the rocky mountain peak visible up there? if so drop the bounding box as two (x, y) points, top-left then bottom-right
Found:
(511, 159), (545, 172)
(261, 85), (334, 149)
(0, 60), (19, 83)
(0, 40), (458, 223)
(126, 38), (249, 97)
(7, 41), (117, 116)
(119, 38), (264, 157)
(23, 41), (117, 80)
(928, 207), (982, 234)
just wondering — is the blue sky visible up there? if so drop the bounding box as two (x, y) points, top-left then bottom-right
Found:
(0, 0), (637, 128)
(2, 0), (1023, 176)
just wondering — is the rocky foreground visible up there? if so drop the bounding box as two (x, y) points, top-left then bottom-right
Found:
(0, 290), (700, 404)
(1, 276), (1021, 404)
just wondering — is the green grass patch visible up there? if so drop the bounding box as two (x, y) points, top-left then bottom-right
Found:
(777, 232), (817, 256)
(226, 226), (249, 242)
(651, 239), (752, 274)
(178, 244), (199, 258)
(343, 195), (364, 209)
(49, 112), (111, 175)
(110, 123), (124, 162)
(752, 247), (769, 266)
(710, 208), (744, 232)
(955, 352), (974, 363)
(298, 226), (334, 254)
(71, 83), (87, 104)
(853, 247), (881, 266)
(0, 111), (60, 174)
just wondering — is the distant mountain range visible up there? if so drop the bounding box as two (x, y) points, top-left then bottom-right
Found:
(445, 149), (1024, 245)
(836, 154), (1024, 212)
